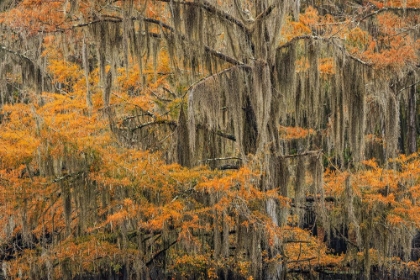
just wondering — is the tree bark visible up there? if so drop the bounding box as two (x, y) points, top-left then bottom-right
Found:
(408, 78), (417, 154)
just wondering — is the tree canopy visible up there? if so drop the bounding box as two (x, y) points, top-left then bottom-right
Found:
(0, 0), (419, 279)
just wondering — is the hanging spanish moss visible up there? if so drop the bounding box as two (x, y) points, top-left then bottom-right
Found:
(294, 156), (306, 227)
(1, 1), (419, 279)
(176, 106), (191, 167)
(61, 180), (72, 236)
(0, 46), (50, 105)
(188, 66), (251, 165)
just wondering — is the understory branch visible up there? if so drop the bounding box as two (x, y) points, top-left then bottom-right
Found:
(0, 45), (34, 62)
(145, 239), (178, 267)
(199, 157), (242, 163)
(283, 149), (323, 159)
(129, 119), (178, 132)
(332, 226), (360, 250)
(287, 257), (317, 264)
(53, 170), (86, 183)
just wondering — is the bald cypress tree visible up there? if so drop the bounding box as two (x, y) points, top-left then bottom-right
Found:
(0, 0), (419, 279)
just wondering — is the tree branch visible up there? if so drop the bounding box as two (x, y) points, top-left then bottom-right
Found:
(0, 45), (53, 90)
(156, 0), (250, 35)
(70, 17), (122, 29)
(357, 6), (420, 23)
(287, 257), (316, 264)
(0, 45), (34, 62)
(254, 3), (278, 23)
(215, 130), (236, 141)
(399, 80), (420, 93)
(203, 46), (247, 66)
(72, 14), (248, 67)
(332, 226), (360, 250)
(145, 239), (178, 266)
(70, 1), (251, 36)
(195, 124), (236, 141)
(186, 65), (251, 98)
(53, 170), (86, 183)
(200, 157), (242, 162)
(283, 149), (323, 159)
(219, 164), (240, 170)
(284, 240), (312, 244)
(147, 17), (247, 66)
(278, 35), (371, 66)
(130, 119), (178, 132)
(151, 90), (173, 102)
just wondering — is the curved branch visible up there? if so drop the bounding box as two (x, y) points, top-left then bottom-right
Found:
(357, 6), (420, 23)
(156, 0), (250, 35)
(204, 46), (247, 66)
(70, 17), (122, 29)
(48, 0), (252, 36)
(0, 44), (53, 89)
(254, 3), (278, 23)
(0, 45), (33, 62)
(278, 35), (371, 66)
(144, 17), (247, 66)
(332, 226), (360, 250)
(185, 64), (251, 96)
(215, 130), (236, 141)
(200, 157), (242, 162)
(71, 15), (247, 66)
(130, 119), (178, 132)
(145, 239), (178, 267)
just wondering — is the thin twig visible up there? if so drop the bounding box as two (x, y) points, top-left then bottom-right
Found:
(200, 157), (242, 162)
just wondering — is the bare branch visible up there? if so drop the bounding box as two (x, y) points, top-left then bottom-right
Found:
(53, 171), (85, 183)
(332, 226), (360, 250)
(254, 3), (278, 23)
(283, 150), (323, 159)
(130, 120), (178, 132)
(357, 6), (420, 23)
(284, 240), (312, 243)
(0, 45), (53, 89)
(151, 91), (173, 102)
(287, 257), (316, 264)
(200, 157), (242, 162)
(186, 65), (251, 98)
(399, 80), (420, 93)
(0, 45), (34, 62)
(215, 130), (236, 141)
(145, 239), (178, 267)
(219, 164), (240, 170)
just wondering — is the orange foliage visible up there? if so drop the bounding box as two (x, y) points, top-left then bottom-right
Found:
(281, 3), (419, 71)
(1, 0), (420, 278)
(325, 153), (420, 269)
(0, 0), (67, 34)
(279, 126), (316, 140)
(318, 57), (335, 76)
(281, 7), (319, 42)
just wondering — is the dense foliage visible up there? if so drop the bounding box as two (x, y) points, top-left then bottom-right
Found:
(0, 0), (419, 279)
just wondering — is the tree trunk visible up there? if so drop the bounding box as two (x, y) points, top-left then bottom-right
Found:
(408, 78), (417, 154)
